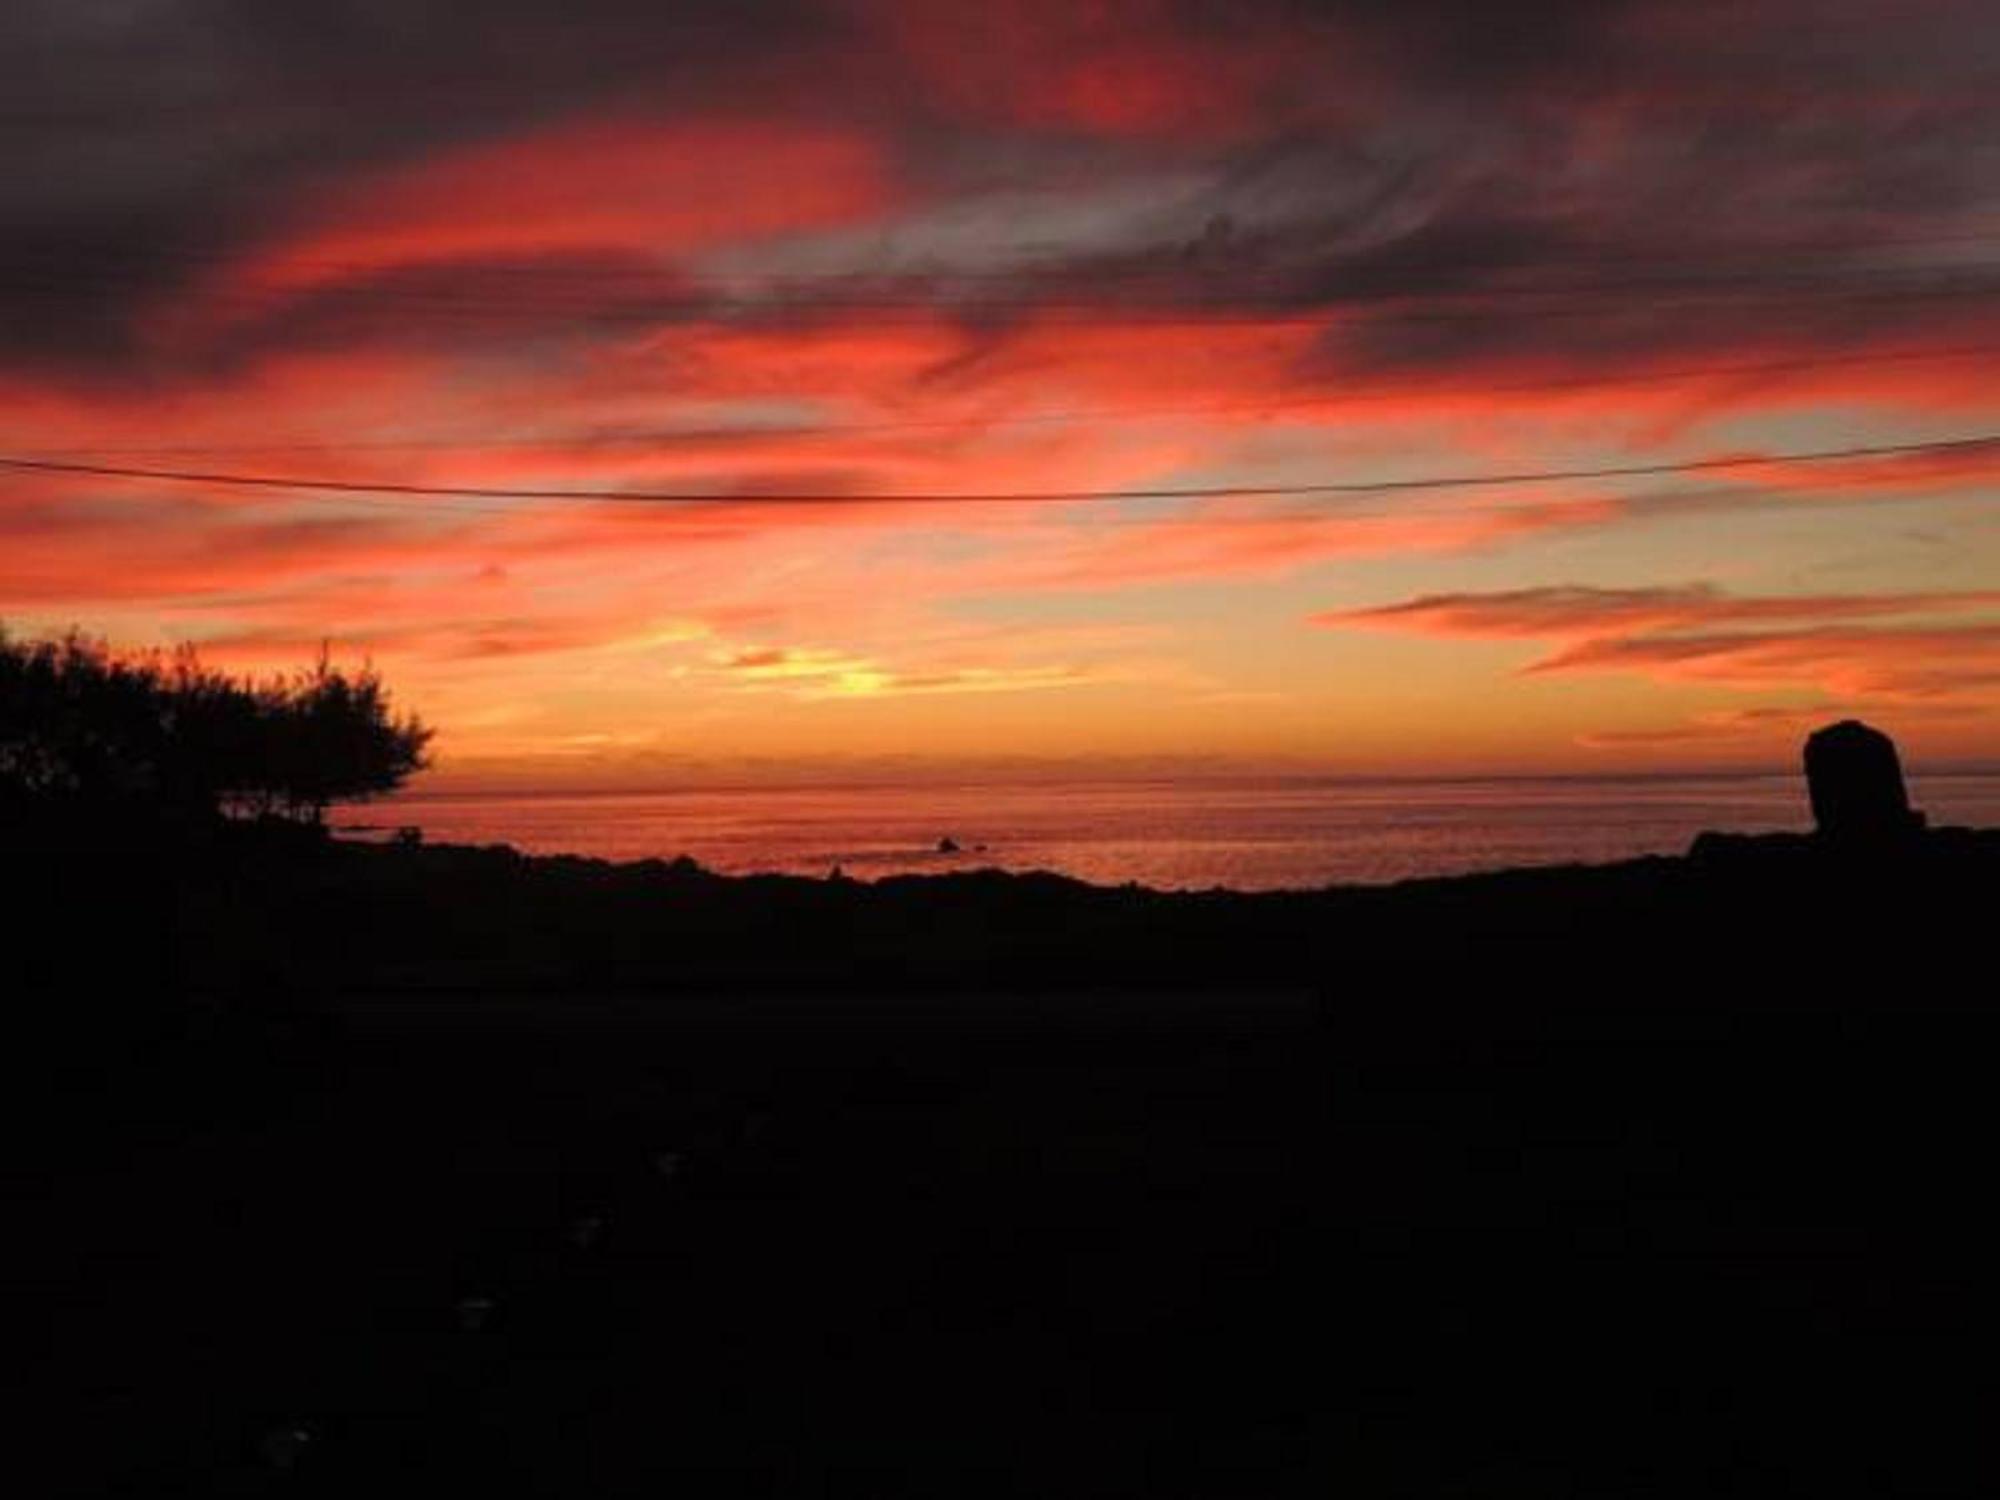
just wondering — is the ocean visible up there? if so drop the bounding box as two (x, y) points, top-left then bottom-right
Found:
(342, 769), (2000, 891)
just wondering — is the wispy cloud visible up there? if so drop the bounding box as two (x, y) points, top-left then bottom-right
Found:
(1322, 584), (2000, 702)
(3, 2), (1998, 766)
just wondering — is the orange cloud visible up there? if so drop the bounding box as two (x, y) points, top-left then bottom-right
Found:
(969, 493), (1625, 593)
(2, 0), (1998, 777)
(1323, 584), (2000, 703)
(1533, 623), (2000, 700)
(1325, 584), (2000, 638)
(710, 640), (1093, 699)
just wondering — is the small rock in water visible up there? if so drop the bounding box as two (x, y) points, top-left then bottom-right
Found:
(259, 1423), (315, 1470)
(936, 835), (961, 854)
(454, 1295), (497, 1333)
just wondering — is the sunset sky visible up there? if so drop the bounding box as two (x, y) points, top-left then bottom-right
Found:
(4, 1), (1998, 783)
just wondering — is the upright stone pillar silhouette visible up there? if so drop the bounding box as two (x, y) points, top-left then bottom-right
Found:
(1803, 720), (1924, 842)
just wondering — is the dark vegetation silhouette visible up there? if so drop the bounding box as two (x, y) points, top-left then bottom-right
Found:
(0, 626), (431, 830)
(16, 673), (1999, 1494)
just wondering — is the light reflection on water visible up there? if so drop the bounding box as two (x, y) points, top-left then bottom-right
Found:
(339, 772), (2000, 892)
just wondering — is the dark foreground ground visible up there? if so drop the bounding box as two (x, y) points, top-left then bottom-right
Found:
(15, 823), (2000, 1494)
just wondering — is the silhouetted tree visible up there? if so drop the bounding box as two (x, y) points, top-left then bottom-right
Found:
(0, 626), (432, 827)
(254, 651), (433, 824)
(0, 630), (166, 806)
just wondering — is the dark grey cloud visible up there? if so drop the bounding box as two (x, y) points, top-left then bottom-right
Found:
(0, 0), (847, 371)
(2, 0), (1997, 388)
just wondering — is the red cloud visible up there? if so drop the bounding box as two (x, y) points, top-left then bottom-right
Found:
(972, 494), (1626, 593)
(240, 117), (893, 284)
(3, 0), (1999, 774)
(1321, 584), (2000, 703)
(1323, 585), (2000, 638)
(853, 0), (1304, 139)
(135, 116), (901, 367)
(1533, 623), (2000, 700)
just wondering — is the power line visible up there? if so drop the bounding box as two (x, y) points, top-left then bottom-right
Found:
(11, 458), (1987, 527)
(3, 433), (1999, 507)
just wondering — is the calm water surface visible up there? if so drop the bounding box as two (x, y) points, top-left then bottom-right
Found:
(343, 771), (2000, 891)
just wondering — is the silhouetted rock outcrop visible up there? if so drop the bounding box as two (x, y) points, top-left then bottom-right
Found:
(1804, 719), (1925, 843)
